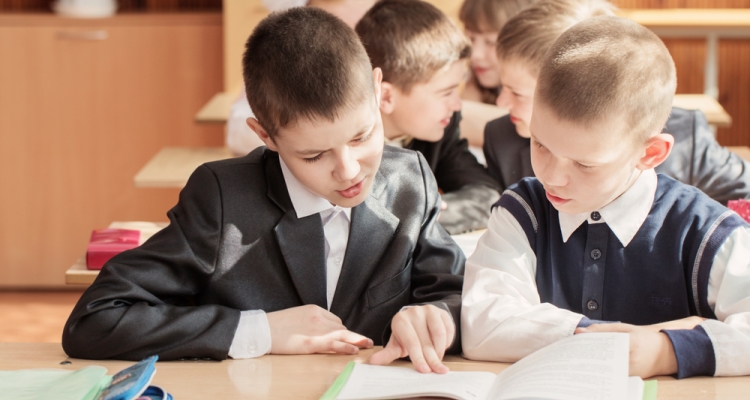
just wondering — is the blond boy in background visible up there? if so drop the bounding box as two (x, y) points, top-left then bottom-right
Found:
(482, 0), (750, 203)
(462, 15), (750, 379)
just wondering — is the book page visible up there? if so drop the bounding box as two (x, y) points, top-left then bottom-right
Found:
(336, 364), (496, 400)
(490, 333), (630, 400)
(627, 377), (644, 400)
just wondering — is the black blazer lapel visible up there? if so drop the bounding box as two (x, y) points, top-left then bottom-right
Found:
(265, 150), (328, 309)
(330, 171), (399, 319)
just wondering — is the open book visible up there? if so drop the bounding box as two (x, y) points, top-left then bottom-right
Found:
(321, 333), (657, 400)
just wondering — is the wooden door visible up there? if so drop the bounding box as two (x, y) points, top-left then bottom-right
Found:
(0, 13), (224, 287)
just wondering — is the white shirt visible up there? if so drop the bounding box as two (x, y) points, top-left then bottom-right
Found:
(461, 169), (750, 376)
(228, 158), (351, 359)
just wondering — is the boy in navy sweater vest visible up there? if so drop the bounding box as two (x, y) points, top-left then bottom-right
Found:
(461, 16), (750, 379)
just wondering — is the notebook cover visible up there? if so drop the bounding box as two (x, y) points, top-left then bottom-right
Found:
(97, 355), (158, 400)
(86, 229), (140, 270)
(728, 199), (750, 223)
(319, 361), (356, 400)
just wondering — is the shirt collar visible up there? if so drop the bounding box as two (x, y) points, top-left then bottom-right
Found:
(279, 157), (351, 220)
(558, 169), (657, 247)
(385, 135), (412, 148)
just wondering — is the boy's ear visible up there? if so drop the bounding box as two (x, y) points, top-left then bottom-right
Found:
(637, 132), (673, 170)
(247, 118), (279, 152)
(379, 80), (397, 115)
(372, 67), (383, 108)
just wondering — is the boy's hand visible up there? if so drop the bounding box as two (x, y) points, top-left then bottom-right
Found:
(576, 323), (678, 378)
(369, 305), (454, 374)
(266, 305), (373, 355)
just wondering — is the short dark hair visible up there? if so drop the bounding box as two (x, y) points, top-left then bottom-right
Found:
(243, 7), (374, 137)
(355, 0), (470, 92)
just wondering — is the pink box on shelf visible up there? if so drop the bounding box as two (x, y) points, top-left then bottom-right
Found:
(86, 228), (141, 270)
(728, 199), (750, 223)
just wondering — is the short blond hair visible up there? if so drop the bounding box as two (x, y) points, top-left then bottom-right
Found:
(537, 16), (677, 141)
(355, 0), (470, 92)
(497, 0), (615, 76)
(459, 0), (537, 33)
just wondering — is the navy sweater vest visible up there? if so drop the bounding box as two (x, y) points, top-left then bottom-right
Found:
(497, 175), (747, 325)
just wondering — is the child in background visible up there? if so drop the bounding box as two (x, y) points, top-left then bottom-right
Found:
(355, 0), (500, 234)
(482, 0), (750, 203)
(226, 0), (377, 155)
(462, 14), (750, 379)
(458, 0), (536, 105)
(65, 8), (464, 375)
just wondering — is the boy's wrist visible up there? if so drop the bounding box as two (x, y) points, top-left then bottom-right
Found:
(655, 332), (678, 376)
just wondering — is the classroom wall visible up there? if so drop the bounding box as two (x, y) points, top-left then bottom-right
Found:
(0, 13), (224, 288)
(617, 0), (750, 147)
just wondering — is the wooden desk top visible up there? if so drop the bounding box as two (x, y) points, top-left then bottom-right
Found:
(194, 91), (236, 123)
(195, 93), (732, 127)
(65, 222), (169, 285)
(620, 9), (750, 29)
(672, 95), (732, 128)
(729, 146), (750, 162)
(65, 256), (98, 285)
(65, 228), (485, 286)
(133, 147), (235, 188)
(2, 342), (749, 399)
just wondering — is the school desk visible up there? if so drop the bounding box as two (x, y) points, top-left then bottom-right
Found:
(2, 342), (749, 399)
(133, 146), (234, 188)
(620, 9), (750, 101)
(65, 222), (169, 285)
(194, 93), (732, 128)
(65, 227), (485, 286)
(730, 146), (750, 163)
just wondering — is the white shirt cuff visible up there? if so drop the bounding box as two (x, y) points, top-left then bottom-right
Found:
(228, 310), (272, 359)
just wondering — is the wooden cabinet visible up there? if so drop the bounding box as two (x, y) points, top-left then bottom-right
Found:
(0, 13), (224, 287)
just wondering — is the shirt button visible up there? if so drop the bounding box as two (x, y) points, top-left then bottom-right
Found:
(587, 300), (599, 311)
(590, 249), (602, 260)
(591, 211), (601, 221)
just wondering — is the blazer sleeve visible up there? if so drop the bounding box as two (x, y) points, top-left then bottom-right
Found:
(483, 119), (507, 191)
(689, 110), (750, 204)
(427, 113), (500, 233)
(432, 112), (499, 193)
(405, 152), (467, 354)
(62, 165), (241, 361)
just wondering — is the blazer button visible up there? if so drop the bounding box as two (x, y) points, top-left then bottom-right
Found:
(591, 211), (601, 221)
(590, 249), (602, 260)
(587, 300), (599, 311)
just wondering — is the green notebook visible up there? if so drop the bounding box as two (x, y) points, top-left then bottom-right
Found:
(0, 355), (171, 400)
(0, 366), (111, 400)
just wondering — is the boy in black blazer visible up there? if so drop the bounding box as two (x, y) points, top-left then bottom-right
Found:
(63, 7), (464, 374)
